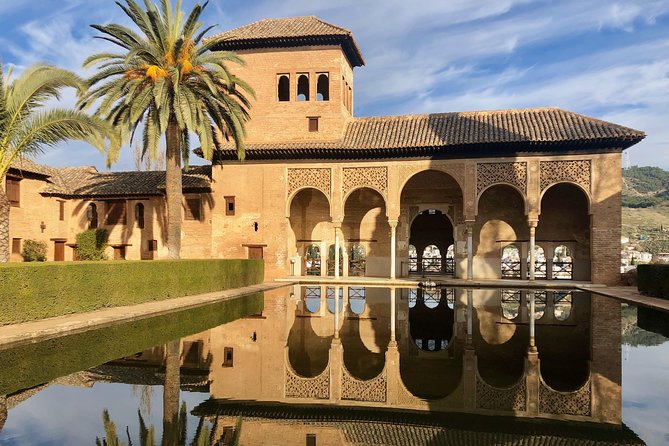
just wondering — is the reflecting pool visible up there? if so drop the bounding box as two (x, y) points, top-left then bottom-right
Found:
(0, 286), (666, 445)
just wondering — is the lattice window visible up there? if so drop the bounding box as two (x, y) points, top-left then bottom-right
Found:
(539, 379), (591, 416)
(287, 168), (331, 198)
(540, 160), (591, 192)
(476, 162), (527, 195)
(342, 166), (388, 198)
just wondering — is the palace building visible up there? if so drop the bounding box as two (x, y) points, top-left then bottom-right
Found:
(6, 16), (645, 285)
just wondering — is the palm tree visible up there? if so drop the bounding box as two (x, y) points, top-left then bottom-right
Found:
(80, 0), (253, 259)
(0, 64), (115, 263)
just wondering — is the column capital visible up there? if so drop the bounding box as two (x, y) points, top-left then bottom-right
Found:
(528, 219), (539, 228)
(388, 219), (399, 229)
(332, 218), (342, 228)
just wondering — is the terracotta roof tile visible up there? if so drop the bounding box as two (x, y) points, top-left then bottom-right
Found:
(41, 165), (212, 198)
(8, 157), (55, 177)
(213, 108), (645, 160)
(209, 16), (365, 67)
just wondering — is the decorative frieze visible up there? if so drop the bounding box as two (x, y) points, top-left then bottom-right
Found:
(343, 166), (388, 198)
(285, 365), (330, 400)
(476, 162), (527, 195)
(539, 379), (591, 416)
(287, 168), (331, 198)
(540, 160), (591, 192)
(475, 374), (527, 412)
(341, 367), (387, 402)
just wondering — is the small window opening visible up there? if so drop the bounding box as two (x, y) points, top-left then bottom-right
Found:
(308, 117), (319, 132)
(297, 74), (309, 101)
(306, 434), (317, 446)
(278, 74), (290, 101)
(6, 177), (20, 207)
(58, 200), (65, 221)
(106, 200), (127, 225)
(135, 203), (145, 229)
(185, 196), (202, 221)
(148, 239), (157, 251)
(225, 196), (235, 216)
(87, 203), (98, 229)
(316, 73), (329, 101)
(11, 238), (21, 254)
(223, 347), (234, 367)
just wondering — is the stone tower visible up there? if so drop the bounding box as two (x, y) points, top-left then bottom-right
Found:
(210, 16), (365, 143)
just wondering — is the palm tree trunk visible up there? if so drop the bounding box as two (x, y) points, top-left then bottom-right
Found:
(165, 119), (182, 260)
(162, 340), (181, 446)
(0, 395), (7, 433)
(0, 175), (10, 264)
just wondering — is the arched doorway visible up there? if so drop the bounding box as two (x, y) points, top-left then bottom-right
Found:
(537, 183), (590, 281)
(289, 188), (331, 276)
(400, 170), (462, 277)
(476, 184), (528, 279)
(342, 187), (387, 277)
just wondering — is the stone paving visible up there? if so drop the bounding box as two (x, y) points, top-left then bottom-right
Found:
(0, 281), (292, 350)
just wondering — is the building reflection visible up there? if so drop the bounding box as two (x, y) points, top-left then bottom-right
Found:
(2, 286), (625, 445)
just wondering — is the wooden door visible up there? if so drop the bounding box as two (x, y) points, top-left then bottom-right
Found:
(248, 247), (263, 260)
(54, 241), (65, 261)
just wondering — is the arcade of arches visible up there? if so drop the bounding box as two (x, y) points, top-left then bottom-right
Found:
(268, 156), (616, 284)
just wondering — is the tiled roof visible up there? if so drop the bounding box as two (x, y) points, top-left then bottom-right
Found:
(41, 165), (212, 198)
(8, 157), (54, 177)
(209, 16), (365, 67)
(213, 108), (645, 160)
(193, 401), (644, 446)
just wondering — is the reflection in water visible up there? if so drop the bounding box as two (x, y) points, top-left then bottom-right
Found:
(3, 286), (661, 445)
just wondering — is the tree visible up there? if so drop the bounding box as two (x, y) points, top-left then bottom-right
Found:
(80, 0), (252, 259)
(0, 64), (115, 263)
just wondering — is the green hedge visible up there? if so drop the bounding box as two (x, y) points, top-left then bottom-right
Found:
(637, 264), (669, 300)
(0, 292), (263, 395)
(0, 259), (263, 325)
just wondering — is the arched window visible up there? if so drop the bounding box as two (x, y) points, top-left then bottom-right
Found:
(501, 289), (521, 320)
(423, 289), (440, 309)
(553, 291), (572, 321)
(408, 244), (418, 273)
(326, 287), (344, 313)
(327, 244), (344, 275)
(501, 244), (521, 278)
(304, 244), (321, 276)
(422, 245), (442, 273)
(317, 74), (329, 101)
(297, 74), (309, 101)
(135, 203), (145, 229)
(349, 287), (366, 315)
(277, 75), (289, 101)
(304, 286), (321, 313)
(553, 245), (573, 279)
(349, 244), (366, 276)
(527, 245), (547, 278)
(87, 203), (98, 229)
(444, 288), (455, 309)
(527, 291), (547, 319)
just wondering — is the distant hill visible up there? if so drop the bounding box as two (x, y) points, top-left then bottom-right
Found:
(622, 166), (669, 208)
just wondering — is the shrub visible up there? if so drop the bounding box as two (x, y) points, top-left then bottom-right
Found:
(76, 228), (109, 260)
(22, 239), (47, 262)
(0, 259), (264, 325)
(637, 264), (669, 300)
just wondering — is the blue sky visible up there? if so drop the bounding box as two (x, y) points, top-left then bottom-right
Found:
(1, 0), (668, 170)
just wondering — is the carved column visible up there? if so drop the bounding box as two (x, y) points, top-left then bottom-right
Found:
(389, 219), (398, 279)
(528, 221), (538, 281)
(466, 222), (474, 280)
(390, 287), (397, 345)
(466, 288), (473, 345)
(528, 290), (537, 353)
(334, 285), (341, 339)
(329, 338), (343, 403)
(333, 222), (341, 278)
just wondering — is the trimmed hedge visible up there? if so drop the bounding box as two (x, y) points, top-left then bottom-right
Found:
(0, 291), (264, 395)
(0, 259), (263, 325)
(637, 264), (669, 300)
